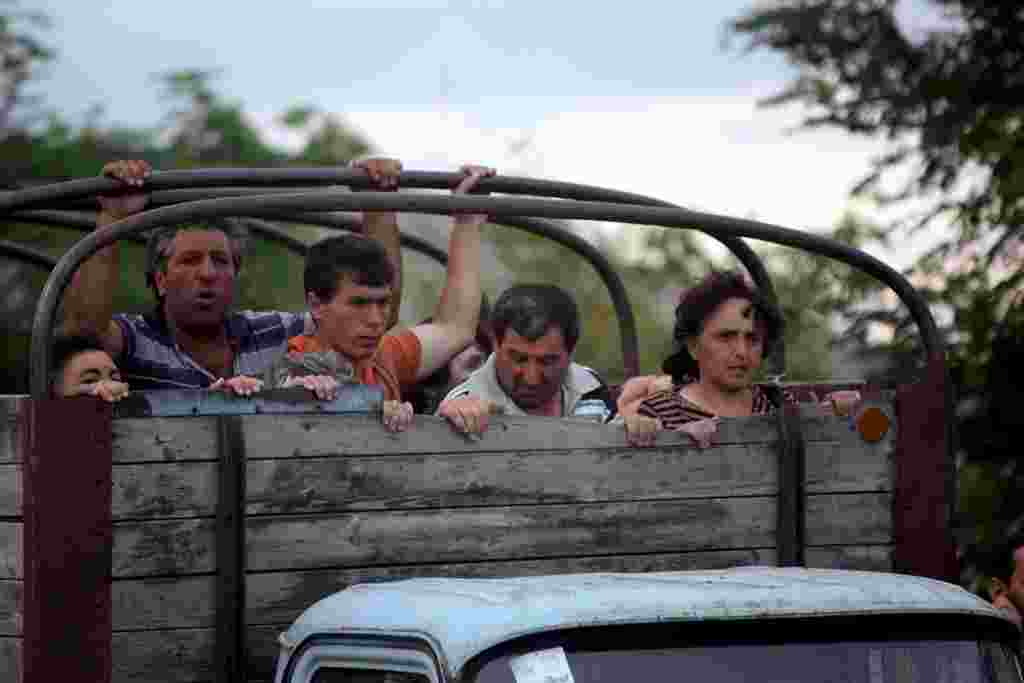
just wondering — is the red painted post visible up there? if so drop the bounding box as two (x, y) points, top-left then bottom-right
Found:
(21, 398), (113, 683)
(893, 354), (959, 581)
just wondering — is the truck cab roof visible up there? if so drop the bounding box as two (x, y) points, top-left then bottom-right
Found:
(280, 567), (1010, 678)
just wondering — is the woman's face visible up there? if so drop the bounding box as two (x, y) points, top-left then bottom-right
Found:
(448, 342), (489, 387)
(687, 297), (765, 393)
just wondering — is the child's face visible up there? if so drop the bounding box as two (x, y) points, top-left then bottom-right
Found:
(56, 350), (122, 397)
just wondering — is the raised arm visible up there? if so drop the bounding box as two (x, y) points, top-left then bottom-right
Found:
(61, 160), (152, 357)
(352, 157), (403, 330)
(412, 165), (495, 380)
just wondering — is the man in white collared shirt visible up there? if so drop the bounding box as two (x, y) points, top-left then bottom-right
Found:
(437, 284), (616, 437)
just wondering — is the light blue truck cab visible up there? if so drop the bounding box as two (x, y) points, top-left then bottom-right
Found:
(275, 568), (1023, 683)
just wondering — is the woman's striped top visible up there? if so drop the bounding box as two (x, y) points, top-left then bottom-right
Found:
(637, 383), (780, 430)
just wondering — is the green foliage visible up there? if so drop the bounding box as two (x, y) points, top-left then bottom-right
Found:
(280, 104), (372, 166)
(730, 0), (1024, 569)
(0, 0), (55, 132)
(156, 69), (285, 166)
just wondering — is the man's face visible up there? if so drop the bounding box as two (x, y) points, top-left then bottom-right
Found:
(155, 230), (237, 330)
(688, 297), (765, 393)
(313, 276), (393, 361)
(494, 326), (571, 413)
(56, 350), (121, 397)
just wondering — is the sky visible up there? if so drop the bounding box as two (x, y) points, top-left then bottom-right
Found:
(33, 0), (947, 266)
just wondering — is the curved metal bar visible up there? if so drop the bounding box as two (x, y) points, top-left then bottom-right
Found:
(30, 192), (941, 397)
(8, 208), (449, 265)
(0, 240), (57, 270)
(1, 168), (773, 313)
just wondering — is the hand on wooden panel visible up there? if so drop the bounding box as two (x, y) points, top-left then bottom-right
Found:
(210, 376), (264, 397)
(382, 400), (414, 433)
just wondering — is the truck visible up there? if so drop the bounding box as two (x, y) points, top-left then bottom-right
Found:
(0, 167), (970, 682)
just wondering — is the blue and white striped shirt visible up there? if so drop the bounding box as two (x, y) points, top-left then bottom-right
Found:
(113, 310), (312, 390)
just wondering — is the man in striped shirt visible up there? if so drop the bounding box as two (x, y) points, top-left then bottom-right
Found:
(61, 158), (404, 394)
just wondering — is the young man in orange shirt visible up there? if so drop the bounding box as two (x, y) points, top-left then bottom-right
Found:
(275, 164), (495, 432)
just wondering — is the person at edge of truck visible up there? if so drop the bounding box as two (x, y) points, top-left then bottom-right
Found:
(436, 283), (618, 438)
(50, 334), (130, 403)
(987, 531), (1024, 634)
(60, 157), (405, 398)
(276, 164), (496, 433)
(622, 270), (861, 449)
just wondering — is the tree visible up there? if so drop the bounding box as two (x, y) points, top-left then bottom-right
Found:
(0, 1), (53, 137)
(728, 0), (1024, 393)
(156, 69), (282, 166)
(728, 0), (1024, 571)
(730, 0), (1023, 239)
(280, 104), (372, 166)
(729, 0), (1024, 350)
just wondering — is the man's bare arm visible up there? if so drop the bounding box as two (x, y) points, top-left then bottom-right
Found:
(413, 165), (495, 379)
(352, 157), (403, 330)
(61, 160), (151, 356)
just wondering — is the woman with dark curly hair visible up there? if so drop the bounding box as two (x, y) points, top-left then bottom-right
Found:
(622, 270), (855, 448)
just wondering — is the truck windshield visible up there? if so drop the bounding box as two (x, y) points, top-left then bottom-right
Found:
(473, 639), (1022, 683)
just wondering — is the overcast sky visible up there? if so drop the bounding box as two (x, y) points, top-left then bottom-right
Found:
(34, 0), (946, 265)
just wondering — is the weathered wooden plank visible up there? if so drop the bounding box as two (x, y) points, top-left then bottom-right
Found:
(245, 549), (778, 626)
(0, 576), (217, 636)
(0, 464), (18, 517)
(245, 436), (892, 517)
(112, 577), (216, 631)
(805, 493), (892, 545)
(0, 579), (19, 636)
(16, 494), (894, 580)
(112, 519), (216, 578)
(112, 416), (217, 463)
(246, 498), (778, 572)
(0, 545), (891, 635)
(111, 628), (214, 683)
(246, 445), (778, 514)
(0, 396), (24, 465)
(804, 440), (893, 494)
(0, 463), (216, 519)
(0, 522), (20, 579)
(805, 545), (893, 572)
(0, 636), (20, 683)
(241, 414), (771, 461)
(0, 440), (891, 519)
(112, 463), (218, 520)
(241, 406), (896, 462)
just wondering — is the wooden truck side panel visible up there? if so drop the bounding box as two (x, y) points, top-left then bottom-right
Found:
(0, 389), (904, 683)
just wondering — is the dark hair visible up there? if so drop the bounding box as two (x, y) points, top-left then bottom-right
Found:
(49, 334), (108, 394)
(145, 218), (246, 296)
(406, 296), (494, 414)
(986, 532), (1024, 583)
(491, 284), (580, 352)
(662, 270), (784, 382)
(304, 233), (395, 301)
